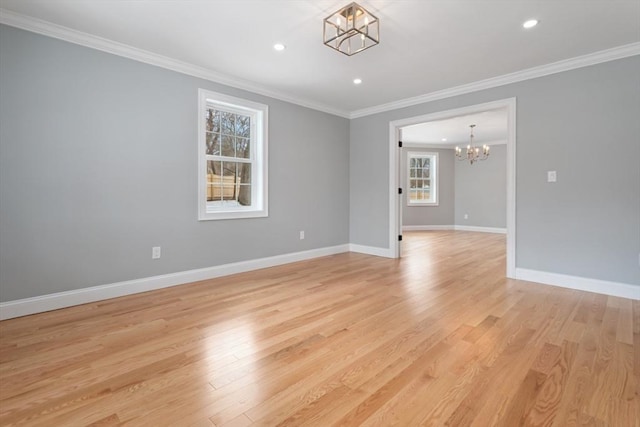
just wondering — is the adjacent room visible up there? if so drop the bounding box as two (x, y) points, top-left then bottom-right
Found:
(0, 1), (638, 425)
(400, 107), (508, 234)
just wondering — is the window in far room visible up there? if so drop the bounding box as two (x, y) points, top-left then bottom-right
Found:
(407, 152), (438, 206)
(198, 89), (268, 220)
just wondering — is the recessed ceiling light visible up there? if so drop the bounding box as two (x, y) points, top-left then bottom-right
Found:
(353, 78), (362, 85)
(273, 43), (286, 51)
(441, 138), (447, 142)
(523, 19), (538, 29)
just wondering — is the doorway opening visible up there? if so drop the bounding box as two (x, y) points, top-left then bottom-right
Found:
(388, 98), (516, 278)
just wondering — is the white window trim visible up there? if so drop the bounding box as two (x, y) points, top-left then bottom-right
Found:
(198, 89), (268, 220)
(407, 151), (438, 206)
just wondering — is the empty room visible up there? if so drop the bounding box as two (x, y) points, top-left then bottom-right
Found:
(0, 1), (639, 426)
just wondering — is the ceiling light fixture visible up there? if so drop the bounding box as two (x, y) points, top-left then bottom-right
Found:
(441, 138), (447, 142)
(323, 2), (379, 56)
(523, 19), (538, 29)
(273, 43), (286, 51)
(455, 124), (489, 165)
(353, 78), (362, 85)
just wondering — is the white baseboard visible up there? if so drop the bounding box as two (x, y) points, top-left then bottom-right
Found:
(403, 225), (454, 231)
(0, 244), (350, 320)
(515, 268), (640, 300)
(454, 225), (507, 234)
(348, 244), (394, 258)
(402, 225), (507, 234)
(5, 244), (636, 320)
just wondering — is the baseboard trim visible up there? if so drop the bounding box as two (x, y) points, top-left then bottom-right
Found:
(348, 244), (394, 258)
(0, 244), (350, 320)
(454, 225), (507, 234)
(5, 245), (636, 320)
(403, 225), (454, 231)
(402, 225), (507, 234)
(515, 268), (640, 300)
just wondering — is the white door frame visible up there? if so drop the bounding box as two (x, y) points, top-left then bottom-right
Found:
(388, 97), (517, 278)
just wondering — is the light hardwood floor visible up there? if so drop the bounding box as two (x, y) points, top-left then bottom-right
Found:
(0, 231), (638, 426)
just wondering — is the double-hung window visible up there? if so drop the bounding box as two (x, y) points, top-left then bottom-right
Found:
(407, 151), (438, 206)
(198, 89), (268, 220)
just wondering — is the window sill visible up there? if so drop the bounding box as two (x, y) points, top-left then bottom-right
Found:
(199, 209), (268, 221)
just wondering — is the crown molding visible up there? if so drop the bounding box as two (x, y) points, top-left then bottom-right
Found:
(350, 42), (640, 119)
(1, 8), (638, 121)
(0, 9), (351, 119)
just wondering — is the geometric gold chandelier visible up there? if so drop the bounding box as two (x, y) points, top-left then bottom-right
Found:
(323, 2), (380, 56)
(455, 124), (490, 165)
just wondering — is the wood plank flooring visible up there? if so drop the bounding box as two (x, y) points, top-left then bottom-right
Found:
(0, 231), (638, 426)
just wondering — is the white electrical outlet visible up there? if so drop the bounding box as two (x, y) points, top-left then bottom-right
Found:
(299, 231), (305, 240)
(152, 246), (161, 259)
(547, 171), (557, 182)
(464, 214), (468, 220)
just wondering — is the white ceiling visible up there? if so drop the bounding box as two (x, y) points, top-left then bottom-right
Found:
(1, 0), (639, 116)
(402, 108), (507, 146)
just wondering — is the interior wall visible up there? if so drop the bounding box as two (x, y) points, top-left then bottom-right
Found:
(454, 144), (507, 228)
(0, 25), (350, 302)
(350, 55), (640, 286)
(402, 148), (454, 226)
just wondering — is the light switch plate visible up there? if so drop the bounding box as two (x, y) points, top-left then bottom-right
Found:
(547, 171), (557, 183)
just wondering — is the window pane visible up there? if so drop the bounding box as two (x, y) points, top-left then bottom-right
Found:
(409, 158), (416, 168)
(236, 115), (250, 138)
(207, 109), (221, 132)
(236, 137), (250, 159)
(206, 132), (220, 155)
(238, 184), (251, 206)
(221, 135), (235, 157)
(221, 112), (235, 135)
(222, 161), (237, 177)
(207, 160), (222, 201)
(207, 160), (222, 176)
(220, 162), (237, 201)
(237, 163), (251, 184)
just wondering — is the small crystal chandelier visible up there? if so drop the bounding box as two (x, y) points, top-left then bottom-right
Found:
(323, 2), (379, 56)
(455, 124), (490, 164)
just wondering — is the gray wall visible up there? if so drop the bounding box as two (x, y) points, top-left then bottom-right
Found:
(455, 144), (507, 228)
(402, 148), (454, 226)
(1, 24), (639, 303)
(350, 56), (640, 285)
(0, 25), (350, 301)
